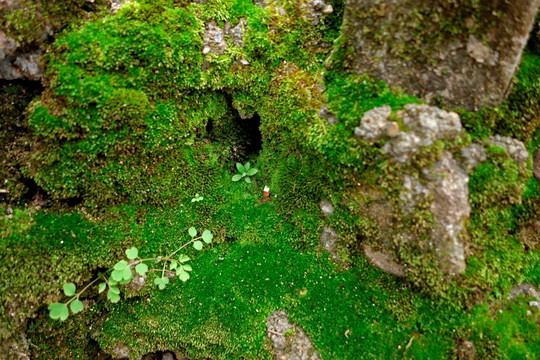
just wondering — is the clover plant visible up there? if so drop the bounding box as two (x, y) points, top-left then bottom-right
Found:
(232, 162), (258, 183)
(48, 227), (213, 321)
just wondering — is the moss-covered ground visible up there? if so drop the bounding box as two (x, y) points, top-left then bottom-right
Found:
(1, 0), (539, 358)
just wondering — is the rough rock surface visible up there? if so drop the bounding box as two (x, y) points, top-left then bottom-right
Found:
(509, 283), (540, 301)
(354, 105), (393, 142)
(487, 135), (529, 164)
(266, 311), (321, 360)
(300, 0), (333, 25)
(356, 105), (472, 275)
(460, 144), (487, 172)
(363, 245), (404, 277)
(356, 104), (462, 163)
(0, 31), (43, 80)
(318, 199), (334, 217)
(341, 0), (540, 110)
(423, 152), (470, 275)
(318, 105), (338, 125)
(319, 227), (340, 260)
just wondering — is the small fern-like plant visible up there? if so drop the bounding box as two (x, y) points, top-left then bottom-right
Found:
(232, 162), (258, 183)
(48, 227), (213, 321)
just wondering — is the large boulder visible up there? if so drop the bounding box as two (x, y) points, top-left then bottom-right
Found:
(340, 0), (540, 110)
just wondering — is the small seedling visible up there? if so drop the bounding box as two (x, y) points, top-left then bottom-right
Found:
(232, 162), (258, 183)
(48, 227), (213, 321)
(191, 193), (203, 202)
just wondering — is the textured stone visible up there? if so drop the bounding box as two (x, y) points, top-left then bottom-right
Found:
(267, 311), (321, 360)
(487, 135), (529, 163)
(341, 0), (540, 110)
(460, 144), (487, 172)
(318, 105), (338, 125)
(423, 152), (470, 275)
(354, 105), (392, 142)
(202, 21), (228, 56)
(300, 0), (333, 25)
(363, 245), (404, 277)
(320, 227), (340, 260)
(231, 19), (247, 47)
(381, 104), (462, 163)
(319, 199), (334, 217)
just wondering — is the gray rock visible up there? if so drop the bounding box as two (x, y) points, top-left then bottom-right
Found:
(423, 152), (470, 275)
(162, 351), (176, 360)
(231, 19), (247, 47)
(340, 0), (540, 110)
(110, 0), (129, 14)
(202, 21), (227, 56)
(318, 105), (338, 125)
(533, 150), (540, 181)
(487, 135), (529, 163)
(382, 104), (463, 163)
(354, 105), (392, 142)
(267, 311), (321, 360)
(460, 144), (487, 172)
(363, 245), (404, 277)
(112, 342), (130, 358)
(508, 283), (540, 301)
(300, 0), (333, 25)
(320, 227), (339, 260)
(319, 200), (334, 217)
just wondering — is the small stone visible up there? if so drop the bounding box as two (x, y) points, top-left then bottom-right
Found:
(112, 342), (130, 358)
(460, 143), (487, 172)
(320, 227), (340, 259)
(322, 4), (333, 14)
(162, 351), (176, 360)
(386, 122), (400, 137)
(529, 301), (539, 307)
(202, 46), (211, 55)
(239, 59), (249, 65)
(355, 105), (392, 142)
(364, 245), (404, 277)
(487, 135), (529, 163)
(319, 105), (338, 125)
(214, 30), (223, 43)
(267, 311), (321, 360)
(319, 200), (334, 217)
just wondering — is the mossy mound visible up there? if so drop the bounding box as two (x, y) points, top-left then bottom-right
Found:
(1, 0), (539, 358)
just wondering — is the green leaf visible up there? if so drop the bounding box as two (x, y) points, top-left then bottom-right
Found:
(107, 290), (120, 303)
(193, 241), (203, 250)
(158, 283), (166, 290)
(183, 264), (192, 272)
(125, 247), (138, 260)
(122, 267), (133, 281)
(202, 230), (213, 243)
(111, 269), (124, 282)
(70, 299), (84, 314)
(154, 278), (162, 285)
(244, 162), (251, 171)
(162, 277), (169, 285)
(109, 286), (120, 294)
(244, 177), (252, 183)
(247, 168), (258, 176)
(178, 270), (190, 282)
(63, 283), (76, 297)
(113, 260), (128, 271)
(98, 283), (106, 293)
(188, 227), (197, 237)
(178, 254), (190, 263)
(170, 261), (178, 270)
(232, 174), (242, 182)
(108, 278), (118, 286)
(135, 263), (148, 276)
(48, 303), (69, 321)
(236, 163), (245, 173)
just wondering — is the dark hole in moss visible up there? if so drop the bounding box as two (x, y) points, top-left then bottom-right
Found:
(141, 350), (178, 360)
(233, 111), (262, 157)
